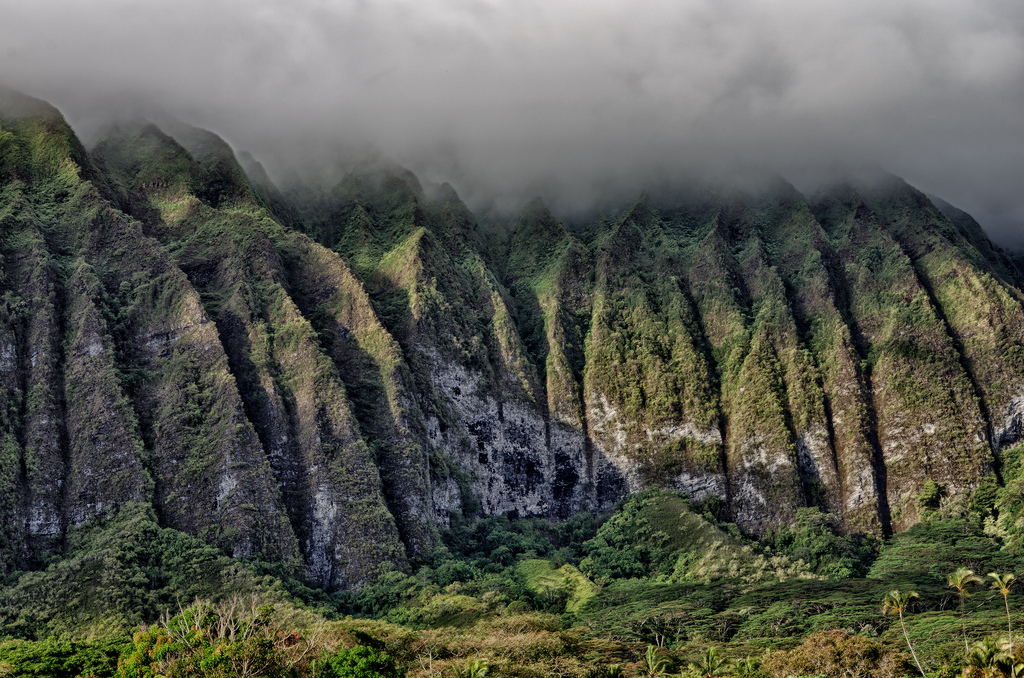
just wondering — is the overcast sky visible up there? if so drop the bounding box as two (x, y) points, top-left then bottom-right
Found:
(1, 0), (1022, 243)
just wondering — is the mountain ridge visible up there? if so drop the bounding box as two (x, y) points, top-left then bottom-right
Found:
(2, 88), (1024, 588)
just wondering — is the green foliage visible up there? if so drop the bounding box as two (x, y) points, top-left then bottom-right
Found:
(762, 508), (877, 578)
(643, 644), (672, 676)
(992, 443), (1024, 550)
(868, 518), (1017, 583)
(949, 567), (986, 653)
(313, 645), (403, 678)
(917, 480), (943, 512)
(881, 588), (919, 617)
(989, 572), (1018, 654)
(962, 636), (1024, 677)
(682, 646), (727, 677)
(581, 490), (729, 580)
(515, 559), (595, 614)
(0, 493), (1021, 676)
(451, 657), (489, 678)
(441, 512), (597, 570)
(580, 490), (812, 584)
(339, 511), (603, 624)
(728, 655), (767, 678)
(114, 599), (297, 678)
(0, 638), (126, 678)
(0, 504), (325, 640)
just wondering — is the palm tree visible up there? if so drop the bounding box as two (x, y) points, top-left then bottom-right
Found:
(882, 589), (926, 676)
(990, 572), (1017, 654)
(685, 647), (728, 678)
(967, 637), (1008, 678)
(949, 567), (984, 654)
(455, 658), (490, 678)
(643, 645), (671, 677)
(997, 637), (1024, 677)
(728, 655), (762, 678)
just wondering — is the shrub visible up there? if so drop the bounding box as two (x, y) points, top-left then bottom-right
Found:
(312, 645), (403, 678)
(761, 630), (912, 678)
(0, 639), (125, 678)
(113, 597), (308, 678)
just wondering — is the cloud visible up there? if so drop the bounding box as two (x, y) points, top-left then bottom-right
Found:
(1, 0), (1022, 243)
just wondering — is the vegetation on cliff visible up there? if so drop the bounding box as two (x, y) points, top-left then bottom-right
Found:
(4, 86), (1024, 675)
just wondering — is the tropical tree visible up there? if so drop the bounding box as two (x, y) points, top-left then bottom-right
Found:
(998, 637), (1024, 678)
(684, 647), (728, 678)
(727, 654), (762, 678)
(115, 597), (320, 678)
(643, 645), (671, 677)
(454, 658), (490, 678)
(314, 645), (403, 678)
(881, 589), (926, 677)
(965, 637), (1010, 678)
(949, 567), (984, 654)
(990, 572), (1017, 654)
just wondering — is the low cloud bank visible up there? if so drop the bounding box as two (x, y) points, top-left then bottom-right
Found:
(2, 0), (1022, 243)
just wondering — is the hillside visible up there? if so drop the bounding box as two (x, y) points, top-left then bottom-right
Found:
(2, 86), (1024, 593)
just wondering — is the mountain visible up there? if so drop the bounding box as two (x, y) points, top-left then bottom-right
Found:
(2, 86), (1024, 588)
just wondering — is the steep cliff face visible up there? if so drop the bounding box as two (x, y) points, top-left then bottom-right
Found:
(307, 167), (624, 525)
(0, 93), (312, 576)
(300, 165), (1024, 540)
(90, 122), (406, 588)
(810, 185), (1000, 530)
(2, 88), (1023, 585)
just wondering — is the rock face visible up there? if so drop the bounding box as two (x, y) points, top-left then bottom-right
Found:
(2, 87), (1024, 585)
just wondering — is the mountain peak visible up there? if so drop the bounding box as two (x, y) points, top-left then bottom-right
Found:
(0, 85), (61, 121)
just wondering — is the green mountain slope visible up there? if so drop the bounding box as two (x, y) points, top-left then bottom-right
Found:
(3, 87), (1024, 589)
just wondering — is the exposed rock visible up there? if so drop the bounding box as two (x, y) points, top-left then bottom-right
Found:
(2, 92), (1023, 584)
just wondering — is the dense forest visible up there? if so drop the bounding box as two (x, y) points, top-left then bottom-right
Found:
(4, 487), (1024, 677)
(3, 85), (1024, 676)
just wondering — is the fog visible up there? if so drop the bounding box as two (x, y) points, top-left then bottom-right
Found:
(1, 0), (1022, 243)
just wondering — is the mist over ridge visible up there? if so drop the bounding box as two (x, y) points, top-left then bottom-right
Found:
(1, 0), (1023, 243)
